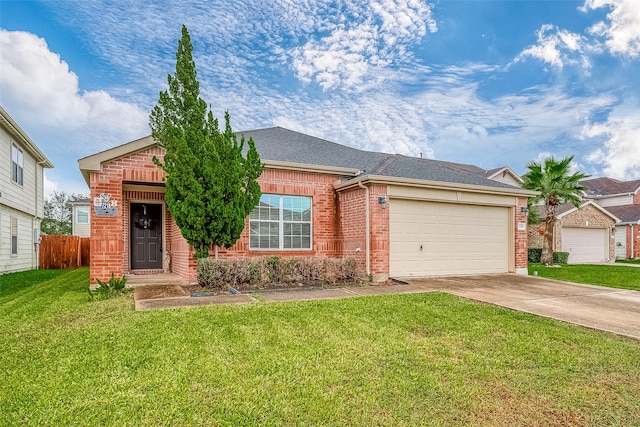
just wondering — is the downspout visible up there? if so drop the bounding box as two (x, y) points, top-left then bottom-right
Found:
(358, 181), (371, 277)
(33, 161), (45, 269)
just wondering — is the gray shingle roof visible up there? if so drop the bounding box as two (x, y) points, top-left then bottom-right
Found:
(241, 127), (520, 190)
(603, 205), (640, 223)
(581, 177), (640, 196)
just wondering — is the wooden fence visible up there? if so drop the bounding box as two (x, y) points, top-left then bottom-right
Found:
(39, 235), (90, 269)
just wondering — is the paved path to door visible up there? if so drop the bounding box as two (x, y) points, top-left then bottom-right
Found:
(403, 275), (640, 340)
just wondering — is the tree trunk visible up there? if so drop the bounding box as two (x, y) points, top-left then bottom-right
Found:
(541, 217), (555, 265)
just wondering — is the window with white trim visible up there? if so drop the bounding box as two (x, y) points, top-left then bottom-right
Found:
(76, 206), (89, 224)
(11, 216), (18, 255)
(249, 194), (312, 250)
(11, 144), (24, 185)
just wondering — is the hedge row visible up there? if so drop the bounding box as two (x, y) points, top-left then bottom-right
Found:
(528, 248), (569, 264)
(197, 256), (360, 289)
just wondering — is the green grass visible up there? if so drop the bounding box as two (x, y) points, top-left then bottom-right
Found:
(529, 263), (640, 291)
(616, 258), (640, 265)
(1, 269), (640, 426)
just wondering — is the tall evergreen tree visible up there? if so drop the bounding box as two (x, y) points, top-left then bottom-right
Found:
(521, 155), (588, 265)
(149, 25), (263, 258)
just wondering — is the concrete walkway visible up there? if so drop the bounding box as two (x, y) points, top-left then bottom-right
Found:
(133, 275), (640, 340)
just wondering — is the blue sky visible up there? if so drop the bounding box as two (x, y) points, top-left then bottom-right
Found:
(1, 0), (639, 196)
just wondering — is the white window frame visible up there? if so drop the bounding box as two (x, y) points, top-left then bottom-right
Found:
(249, 194), (312, 250)
(11, 144), (24, 186)
(76, 206), (89, 224)
(11, 216), (18, 256)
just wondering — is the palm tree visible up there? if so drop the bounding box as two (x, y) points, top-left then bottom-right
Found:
(521, 155), (589, 265)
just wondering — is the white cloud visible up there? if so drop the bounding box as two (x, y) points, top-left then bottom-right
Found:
(0, 29), (149, 153)
(43, 172), (59, 200)
(0, 29), (150, 194)
(289, 0), (437, 90)
(515, 24), (587, 69)
(582, 105), (640, 179)
(582, 0), (640, 57)
(0, 29), (149, 151)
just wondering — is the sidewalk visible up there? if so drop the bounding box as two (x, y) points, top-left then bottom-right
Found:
(133, 281), (431, 310)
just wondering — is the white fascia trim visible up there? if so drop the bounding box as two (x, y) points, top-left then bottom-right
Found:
(334, 174), (539, 198)
(264, 160), (361, 176)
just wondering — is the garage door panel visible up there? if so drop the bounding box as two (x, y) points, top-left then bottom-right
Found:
(562, 228), (608, 264)
(390, 200), (509, 277)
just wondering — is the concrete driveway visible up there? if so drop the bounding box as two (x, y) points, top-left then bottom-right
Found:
(403, 275), (640, 340)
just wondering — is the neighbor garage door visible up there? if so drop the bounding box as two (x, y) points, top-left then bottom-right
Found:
(389, 200), (510, 277)
(562, 227), (608, 264)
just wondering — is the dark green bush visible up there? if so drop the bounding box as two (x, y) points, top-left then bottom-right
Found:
(553, 252), (570, 264)
(528, 248), (542, 263)
(197, 256), (361, 288)
(528, 249), (570, 264)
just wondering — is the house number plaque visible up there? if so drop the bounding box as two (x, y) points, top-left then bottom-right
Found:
(94, 193), (118, 217)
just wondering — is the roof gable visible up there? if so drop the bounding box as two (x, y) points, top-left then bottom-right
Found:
(556, 200), (620, 222)
(0, 106), (53, 168)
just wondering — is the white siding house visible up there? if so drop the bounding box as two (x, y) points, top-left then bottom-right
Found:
(0, 107), (53, 273)
(70, 198), (91, 237)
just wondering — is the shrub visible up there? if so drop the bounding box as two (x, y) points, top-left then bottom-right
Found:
(528, 248), (542, 263)
(90, 273), (128, 300)
(196, 256), (362, 289)
(528, 249), (570, 264)
(553, 252), (570, 264)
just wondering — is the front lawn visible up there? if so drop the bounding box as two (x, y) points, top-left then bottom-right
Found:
(529, 263), (640, 291)
(1, 269), (639, 425)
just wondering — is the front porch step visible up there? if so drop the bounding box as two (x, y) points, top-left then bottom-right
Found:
(125, 273), (187, 288)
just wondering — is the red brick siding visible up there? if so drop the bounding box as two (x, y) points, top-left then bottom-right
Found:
(369, 185), (389, 279)
(337, 187), (367, 273)
(515, 197), (528, 270)
(215, 169), (343, 261)
(629, 225), (640, 258)
(634, 192), (640, 205)
(89, 148), (170, 285)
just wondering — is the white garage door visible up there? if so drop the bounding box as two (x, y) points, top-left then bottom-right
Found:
(562, 227), (608, 264)
(389, 200), (510, 277)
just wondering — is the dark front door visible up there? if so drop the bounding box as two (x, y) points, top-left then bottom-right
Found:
(130, 203), (163, 270)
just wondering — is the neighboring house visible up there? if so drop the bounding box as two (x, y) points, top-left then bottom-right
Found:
(0, 107), (53, 273)
(581, 177), (640, 259)
(69, 197), (91, 237)
(78, 127), (535, 286)
(528, 201), (618, 264)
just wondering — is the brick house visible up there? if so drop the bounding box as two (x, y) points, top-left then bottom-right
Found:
(581, 178), (640, 259)
(528, 201), (618, 264)
(78, 127), (535, 286)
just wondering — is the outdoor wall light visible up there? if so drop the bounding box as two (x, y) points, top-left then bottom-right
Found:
(520, 206), (529, 213)
(378, 196), (387, 209)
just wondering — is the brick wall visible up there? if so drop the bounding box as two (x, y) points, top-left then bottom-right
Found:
(628, 224), (640, 258)
(89, 147), (168, 285)
(634, 192), (640, 205)
(337, 187), (367, 274)
(368, 185), (389, 280)
(527, 203), (615, 260)
(515, 197), (528, 270)
(216, 168), (343, 261)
